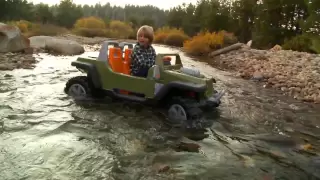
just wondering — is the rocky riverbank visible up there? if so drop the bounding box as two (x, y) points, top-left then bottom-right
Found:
(0, 33), (136, 71)
(210, 45), (320, 103)
(0, 52), (38, 70)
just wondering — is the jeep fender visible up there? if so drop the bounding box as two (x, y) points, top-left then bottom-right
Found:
(154, 81), (206, 100)
(71, 61), (101, 88)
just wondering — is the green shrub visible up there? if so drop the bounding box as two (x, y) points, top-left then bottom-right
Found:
(282, 34), (313, 52)
(24, 23), (68, 37)
(164, 32), (189, 47)
(310, 38), (320, 54)
(73, 28), (107, 37)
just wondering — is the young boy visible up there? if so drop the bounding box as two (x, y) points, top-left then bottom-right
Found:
(130, 25), (156, 78)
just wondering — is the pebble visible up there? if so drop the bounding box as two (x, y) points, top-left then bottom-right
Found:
(216, 46), (320, 103)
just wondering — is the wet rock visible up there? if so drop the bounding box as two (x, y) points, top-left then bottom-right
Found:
(295, 143), (317, 155)
(29, 36), (47, 49)
(0, 52), (37, 70)
(23, 47), (34, 54)
(153, 163), (170, 173)
(246, 40), (252, 47)
(241, 155), (255, 167)
(175, 142), (200, 152)
(0, 63), (14, 70)
(252, 71), (264, 81)
(0, 23), (29, 53)
(184, 132), (209, 141)
(269, 44), (282, 52)
(284, 127), (294, 132)
(29, 36), (84, 55)
(262, 175), (274, 180)
(4, 74), (12, 78)
(298, 143), (313, 151)
(289, 104), (300, 111)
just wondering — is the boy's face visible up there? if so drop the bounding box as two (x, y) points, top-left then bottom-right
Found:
(137, 32), (149, 47)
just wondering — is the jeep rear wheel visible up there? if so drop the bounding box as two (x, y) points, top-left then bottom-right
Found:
(65, 76), (91, 97)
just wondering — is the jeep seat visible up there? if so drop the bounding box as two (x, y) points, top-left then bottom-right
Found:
(123, 48), (132, 75)
(108, 47), (124, 73)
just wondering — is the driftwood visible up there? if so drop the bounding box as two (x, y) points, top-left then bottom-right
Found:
(209, 43), (244, 57)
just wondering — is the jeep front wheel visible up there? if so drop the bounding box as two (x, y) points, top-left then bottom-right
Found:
(166, 97), (205, 129)
(168, 103), (188, 127)
(65, 76), (91, 97)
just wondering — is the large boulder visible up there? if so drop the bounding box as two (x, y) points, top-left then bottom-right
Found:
(0, 23), (29, 53)
(28, 35), (48, 49)
(29, 36), (84, 55)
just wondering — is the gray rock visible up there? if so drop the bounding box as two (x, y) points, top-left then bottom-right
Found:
(252, 71), (264, 81)
(29, 36), (85, 55)
(0, 23), (29, 53)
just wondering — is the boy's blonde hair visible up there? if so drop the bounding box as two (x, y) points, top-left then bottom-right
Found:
(137, 25), (154, 44)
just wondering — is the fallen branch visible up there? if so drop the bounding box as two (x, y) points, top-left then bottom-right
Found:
(209, 43), (244, 57)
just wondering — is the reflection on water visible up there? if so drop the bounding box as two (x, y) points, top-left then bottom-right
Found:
(0, 44), (319, 180)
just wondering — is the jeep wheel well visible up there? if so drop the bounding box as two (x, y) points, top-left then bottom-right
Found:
(160, 87), (200, 104)
(71, 61), (102, 89)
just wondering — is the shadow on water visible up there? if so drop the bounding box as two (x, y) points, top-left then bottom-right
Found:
(0, 44), (319, 180)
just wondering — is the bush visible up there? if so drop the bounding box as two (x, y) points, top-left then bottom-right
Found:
(220, 30), (238, 45)
(6, 20), (33, 33)
(24, 23), (68, 37)
(107, 20), (134, 39)
(16, 22), (28, 33)
(73, 16), (107, 37)
(154, 26), (189, 46)
(183, 31), (226, 56)
(164, 32), (189, 47)
(154, 26), (184, 44)
(74, 16), (106, 29)
(154, 33), (167, 44)
(73, 28), (107, 38)
(311, 37), (320, 54)
(73, 18), (134, 38)
(281, 34), (320, 54)
(6, 20), (68, 37)
(282, 34), (313, 53)
(128, 28), (138, 40)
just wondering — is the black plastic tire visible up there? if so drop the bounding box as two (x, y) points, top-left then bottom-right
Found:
(166, 96), (207, 129)
(65, 76), (105, 98)
(64, 76), (91, 97)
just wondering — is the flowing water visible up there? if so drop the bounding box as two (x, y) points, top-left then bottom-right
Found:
(0, 44), (319, 180)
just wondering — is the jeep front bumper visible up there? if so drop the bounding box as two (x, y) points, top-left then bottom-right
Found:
(205, 89), (225, 107)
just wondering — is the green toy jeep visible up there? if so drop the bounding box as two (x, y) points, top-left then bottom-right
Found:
(64, 41), (225, 129)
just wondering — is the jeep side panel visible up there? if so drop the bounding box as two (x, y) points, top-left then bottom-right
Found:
(158, 70), (214, 96)
(75, 57), (157, 98)
(153, 81), (207, 100)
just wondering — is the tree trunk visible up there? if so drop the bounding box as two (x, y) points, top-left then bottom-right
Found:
(208, 43), (244, 57)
